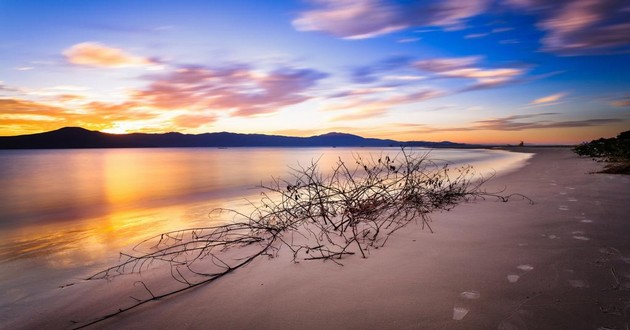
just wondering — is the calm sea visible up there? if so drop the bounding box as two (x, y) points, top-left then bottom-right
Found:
(0, 147), (531, 302)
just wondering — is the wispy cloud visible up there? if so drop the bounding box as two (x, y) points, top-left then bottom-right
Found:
(505, 0), (630, 55)
(132, 64), (328, 116)
(530, 92), (567, 105)
(292, 0), (628, 55)
(465, 33), (490, 39)
(292, 0), (490, 39)
(415, 113), (623, 132)
(292, 0), (405, 39)
(172, 113), (218, 128)
(331, 108), (388, 122)
(413, 56), (526, 90)
(610, 96), (630, 107)
(397, 37), (421, 43)
(64, 42), (157, 68)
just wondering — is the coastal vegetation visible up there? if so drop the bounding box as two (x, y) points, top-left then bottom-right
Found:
(76, 149), (530, 328)
(573, 130), (630, 174)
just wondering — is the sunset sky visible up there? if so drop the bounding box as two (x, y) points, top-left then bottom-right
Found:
(1, 0), (629, 144)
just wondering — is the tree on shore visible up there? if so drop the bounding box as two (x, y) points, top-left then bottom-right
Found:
(73, 148), (530, 329)
(573, 130), (630, 174)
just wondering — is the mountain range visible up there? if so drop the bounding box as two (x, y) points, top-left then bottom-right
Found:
(0, 127), (470, 149)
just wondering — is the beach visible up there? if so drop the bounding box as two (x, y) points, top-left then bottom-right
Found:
(5, 147), (630, 329)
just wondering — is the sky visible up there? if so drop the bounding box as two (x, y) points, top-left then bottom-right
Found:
(0, 0), (629, 144)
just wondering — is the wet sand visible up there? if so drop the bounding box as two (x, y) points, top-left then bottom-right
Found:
(5, 147), (630, 329)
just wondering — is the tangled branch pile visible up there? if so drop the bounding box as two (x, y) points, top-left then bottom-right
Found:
(77, 149), (528, 328)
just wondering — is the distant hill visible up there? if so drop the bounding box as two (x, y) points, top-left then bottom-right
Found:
(0, 127), (469, 149)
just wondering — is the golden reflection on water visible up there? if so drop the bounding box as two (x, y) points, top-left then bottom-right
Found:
(0, 148), (531, 272)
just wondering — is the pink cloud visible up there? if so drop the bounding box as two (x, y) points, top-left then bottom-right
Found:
(133, 65), (327, 116)
(505, 0), (630, 54)
(293, 0), (490, 39)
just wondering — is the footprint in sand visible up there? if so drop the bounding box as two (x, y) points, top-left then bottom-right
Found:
(452, 306), (469, 320)
(452, 290), (481, 320)
(507, 275), (520, 283)
(568, 279), (589, 288)
(558, 205), (569, 211)
(571, 231), (588, 239)
(460, 290), (481, 300)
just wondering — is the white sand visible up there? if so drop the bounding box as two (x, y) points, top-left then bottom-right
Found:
(5, 148), (630, 329)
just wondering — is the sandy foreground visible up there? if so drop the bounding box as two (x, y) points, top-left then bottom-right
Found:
(6, 147), (630, 329)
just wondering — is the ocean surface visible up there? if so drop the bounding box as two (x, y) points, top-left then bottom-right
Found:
(0, 147), (531, 304)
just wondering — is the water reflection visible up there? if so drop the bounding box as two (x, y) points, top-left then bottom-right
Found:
(0, 147), (531, 270)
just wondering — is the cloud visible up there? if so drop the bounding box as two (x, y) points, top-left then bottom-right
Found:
(0, 98), (159, 134)
(397, 37), (421, 43)
(610, 96), (630, 107)
(64, 42), (156, 68)
(416, 113), (623, 132)
(413, 56), (526, 90)
(331, 108), (388, 122)
(351, 55), (412, 84)
(530, 92), (567, 104)
(172, 113), (218, 128)
(293, 0), (490, 39)
(292, 0), (628, 55)
(350, 55), (525, 91)
(0, 98), (68, 117)
(425, 0), (489, 29)
(412, 56), (482, 72)
(133, 64), (328, 116)
(293, 0), (405, 39)
(324, 88), (444, 117)
(505, 0), (630, 55)
(465, 33), (490, 39)
(0, 82), (19, 93)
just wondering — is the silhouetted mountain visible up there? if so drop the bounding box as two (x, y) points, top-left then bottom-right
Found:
(0, 127), (470, 149)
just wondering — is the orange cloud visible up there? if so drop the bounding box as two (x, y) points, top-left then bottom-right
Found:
(64, 42), (155, 68)
(530, 92), (566, 105)
(172, 113), (217, 128)
(0, 98), (158, 136)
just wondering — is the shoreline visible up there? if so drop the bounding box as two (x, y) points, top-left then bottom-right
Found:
(5, 148), (630, 329)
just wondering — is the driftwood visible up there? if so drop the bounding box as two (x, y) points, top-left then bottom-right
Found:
(74, 148), (530, 328)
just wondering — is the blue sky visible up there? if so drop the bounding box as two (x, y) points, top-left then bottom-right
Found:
(0, 0), (628, 143)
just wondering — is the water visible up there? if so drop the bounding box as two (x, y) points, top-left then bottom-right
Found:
(0, 147), (531, 304)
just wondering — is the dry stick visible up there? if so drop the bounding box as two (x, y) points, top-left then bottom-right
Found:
(73, 235), (277, 330)
(78, 147), (528, 327)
